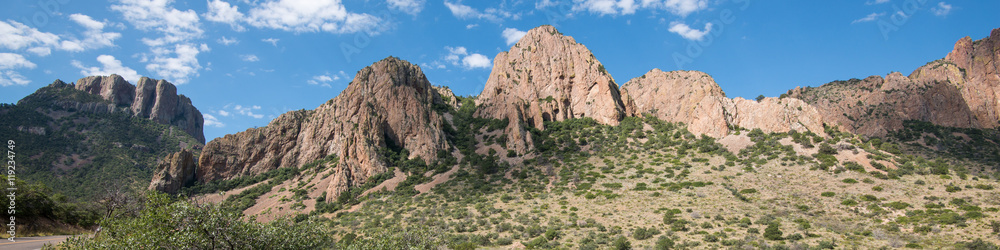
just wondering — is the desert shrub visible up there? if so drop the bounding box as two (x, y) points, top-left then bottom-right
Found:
(821, 191), (836, 197)
(764, 222), (783, 240)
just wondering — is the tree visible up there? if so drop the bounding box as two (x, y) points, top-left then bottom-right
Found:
(755, 95), (766, 102)
(764, 222), (783, 241)
(612, 236), (632, 250)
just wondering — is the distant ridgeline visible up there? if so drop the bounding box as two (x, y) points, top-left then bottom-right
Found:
(0, 75), (204, 200)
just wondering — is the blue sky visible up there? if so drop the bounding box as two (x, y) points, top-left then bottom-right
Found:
(2, 0), (998, 141)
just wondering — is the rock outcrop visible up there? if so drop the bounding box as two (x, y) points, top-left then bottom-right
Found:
(623, 69), (825, 138)
(788, 29), (999, 136)
(197, 57), (450, 201)
(149, 149), (197, 194)
(73, 75), (205, 143)
(476, 25), (634, 153)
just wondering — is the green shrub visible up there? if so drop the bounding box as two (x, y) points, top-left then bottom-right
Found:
(842, 178), (858, 184)
(764, 222), (783, 240)
(821, 191), (835, 197)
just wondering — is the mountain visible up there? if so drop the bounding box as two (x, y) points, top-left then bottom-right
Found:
(789, 28), (1000, 137)
(195, 57), (452, 201)
(475, 25), (636, 154)
(0, 76), (203, 200)
(622, 69), (825, 138)
(73, 75), (205, 143)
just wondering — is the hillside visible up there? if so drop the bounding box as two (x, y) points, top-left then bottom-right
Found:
(0, 78), (203, 200)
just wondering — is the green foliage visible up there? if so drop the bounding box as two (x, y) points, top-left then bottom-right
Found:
(763, 222), (783, 241)
(61, 192), (331, 249)
(612, 236), (632, 250)
(632, 227), (660, 240)
(821, 191), (836, 197)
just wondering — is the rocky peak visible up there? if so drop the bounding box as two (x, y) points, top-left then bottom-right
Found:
(149, 149), (197, 194)
(72, 75), (206, 143)
(76, 74), (135, 106)
(197, 57), (450, 201)
(624, 69), (824, 137)
(476, 25), (634, 153)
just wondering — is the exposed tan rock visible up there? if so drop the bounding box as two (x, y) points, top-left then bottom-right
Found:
(197, 57), (450, 201)
(623, 69), (824, 138)
(73, 75), (205, 143)
(149, 149), (197, 194)
(788, 28), (999, 136)
(476, 25), (634, 153)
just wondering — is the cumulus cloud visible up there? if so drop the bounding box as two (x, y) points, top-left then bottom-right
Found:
(245, 0), (382, 33)
(444, 1), (519, 22)
(240, 54), (259, 62)
(204, 0), (246, 31)
(71, 55), (141, 83)
(444, 46), (491, 69)
(111, 0), (203, 47)
(262, 38), (280, 46)
(306, 71), (349, 87)
(217, 36), (239, 46)
(851, 12), (885, 24)
(112, 0), (204, 84)
(0, 16), (120, 56)
(571, 0), (706, 16)
(388, 0), (426, 16)
(203, 114), (225, 127)
(668, 21), (712, 41)
(144, 43), (203, 84)
(0, 53), (36, 86)
(502, 28), (527, 46)
(232, 104), (264, 119)
(932, 2), (952, 17)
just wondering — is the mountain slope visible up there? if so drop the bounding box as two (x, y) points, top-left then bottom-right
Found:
(0, 78), (203, 200)
(197, 57), (452, 202)
(476, 25), (636, 154)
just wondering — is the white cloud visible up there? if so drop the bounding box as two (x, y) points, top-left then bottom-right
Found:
(0, 20), (61, 51)
(444, 46), (491, 69)
(0, 53), (36, 86)
(111, 0), (203, 47)
(203, 114), (225, 127)
(466, 24), (478, 29)
(69, 14), (105, 30)
(229, 104), (264, 119)
(462, 54), (491, 69)
(573, 0), (638, 15)
(241, 54), (259, 62)
(71, 55), (141, 83)
(851, 12), (884, 24)
(502, 28), (528, 46)
(112, 0), (204, 84)
(217, 36), (239, 45)
(204, 0), (246, 31)
(217, 110), (230, 117)
(866, 0), (890, 5)
(443, 1), (518, 22)
(571, 0), (705, 16)
(388, 0), (426, 16)
(932, 2), (952, 16)
(307, 72), (341, 87)
(0, 17), (119, 56)
(245, 0), (382, 34)
(668, 21), (712, 41)
(536, 0), (558, 9)
(262, 38), (280, 46)
(640, 0), (708, 17)
(145, 44), (203, 84)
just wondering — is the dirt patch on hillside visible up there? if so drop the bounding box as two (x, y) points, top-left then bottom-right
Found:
(719, 134), (752, 153)
(362, 168), (405, 196)
(415, 164), (460, 194)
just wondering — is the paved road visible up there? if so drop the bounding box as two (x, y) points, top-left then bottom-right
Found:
(0, 235), (75, 250)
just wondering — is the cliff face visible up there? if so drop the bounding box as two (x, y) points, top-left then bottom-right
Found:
(941, 28), (1000, 128)
(74, 75), (205, 143)
(623, 69), (825, 137)
(149, 149), (197, 194)
(475, 25), (634, 153)
(197, 57), (450, 201)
